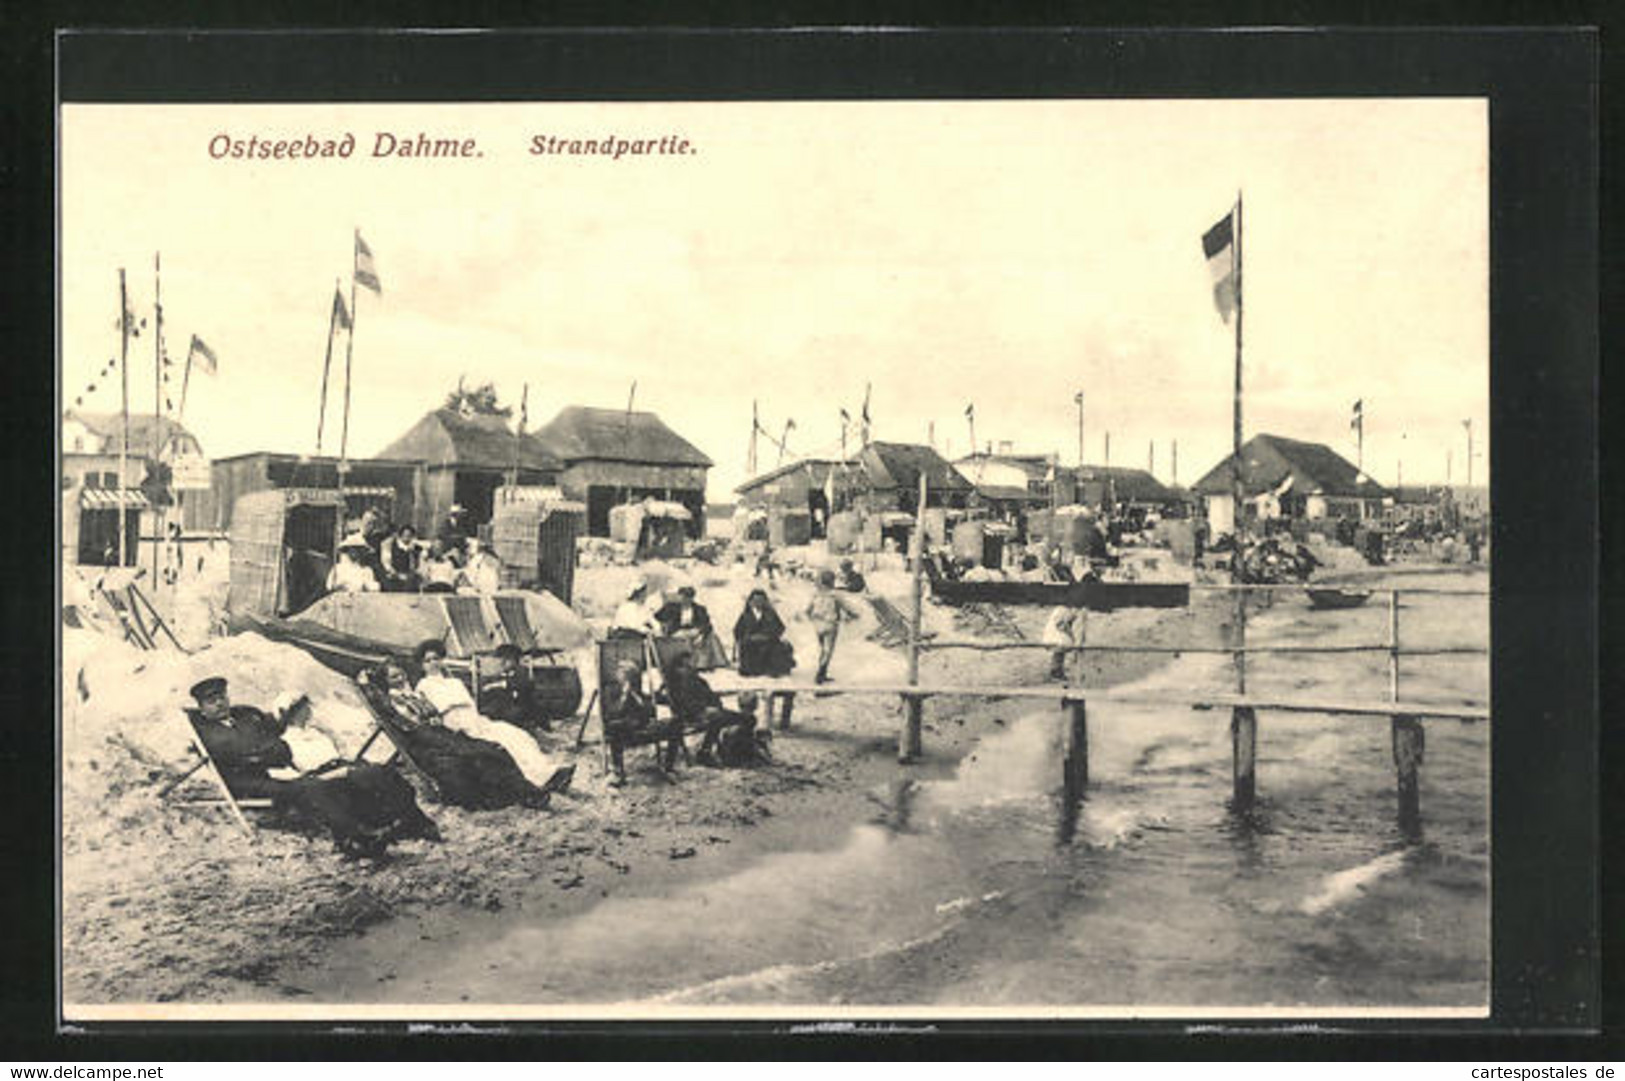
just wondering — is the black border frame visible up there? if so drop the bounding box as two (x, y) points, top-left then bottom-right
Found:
(4, 22), (1604, 1058)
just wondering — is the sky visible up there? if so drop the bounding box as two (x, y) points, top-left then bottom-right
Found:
(61, 100), (1488, 497)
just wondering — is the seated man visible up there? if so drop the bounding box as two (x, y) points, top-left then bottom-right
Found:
(478, 643), (551, 734)
(419, 540), (461, 593)
(654, 584), (711, 640)
(835, 558), (867, 593)
(187, 676), (294, 798)
(601, 659), (684, 786)
(185, 676), (438, 857)
(378, 524), (422, 593)
(662, 653), (756, 768)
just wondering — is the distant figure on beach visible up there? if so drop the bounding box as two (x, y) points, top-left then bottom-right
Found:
(379, 524), (422, 592)
(805, 569), (861, 684)
(733, 588), (794, 677)
(664, 653), (757, 768)
(457, 536), (503, 594)
(655, 584), (712, 640)
(836, 558), (867, 593)
(610, 579), (660, 639)
(327, 534), (381, 593)
(162, 522), (184, 586)
(602, 659), (683, 785)
(413, 639), (572, 793)
(1042, 605), (1088, 682)
(754, 541), (778, 582)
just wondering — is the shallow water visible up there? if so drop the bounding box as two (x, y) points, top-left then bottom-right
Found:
(361, 569), (1489, 1011)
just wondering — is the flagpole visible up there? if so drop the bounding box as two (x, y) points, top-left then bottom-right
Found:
(339, 234), (360, 484)
(152, 253), (164, 585)
(1231, 191), (1245, 562)
(118, 268), (130, 569)
(317, 278), (340, 454)
(510, 382), (528, 487)
(1075, 391), (1084, 468)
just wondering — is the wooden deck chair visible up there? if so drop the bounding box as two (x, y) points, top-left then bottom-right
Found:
(349, 670), (443, 801)
(593, 636), (690, 777)
(159, 716), (274, 836)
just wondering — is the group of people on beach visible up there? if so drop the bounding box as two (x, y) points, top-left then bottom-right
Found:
(325, 504), (503, 595)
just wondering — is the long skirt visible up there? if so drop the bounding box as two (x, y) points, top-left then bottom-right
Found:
(440, 707), (559, 787)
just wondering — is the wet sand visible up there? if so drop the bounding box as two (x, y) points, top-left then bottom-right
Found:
(63, 561), (1204, 1009)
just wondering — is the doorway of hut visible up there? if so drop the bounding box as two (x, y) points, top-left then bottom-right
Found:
(454, 472), (503, 531)
(284, 502), (342, 614)
(76, 508), (141, 566)
(807, 490), (829, 539)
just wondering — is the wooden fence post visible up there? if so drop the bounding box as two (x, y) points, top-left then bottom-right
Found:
(899, 693), (923, 761)
(900, 473), (927, 763)
(1064, 696), (1089, 794)
(1231, 705), (1257, 811)
(1391, 713), (1425, 836)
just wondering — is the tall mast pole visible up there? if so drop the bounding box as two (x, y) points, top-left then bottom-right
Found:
(1465, 418), (1474, 487)
(1172, 439), (1179, 486)
(339, 233), (359, 485)
(152, 253), (164, 583)
(317, 277), (340, 454)
(1075, 390), (1085, 467)
(118, 269), (130, 569)
(1230, 191), (1245, 560)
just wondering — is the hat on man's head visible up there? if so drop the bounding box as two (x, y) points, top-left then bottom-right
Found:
(338, 531), (370, 551)
(189, 676), (228, 702)
(818, 569), (837, 587)
(677, 584), (696, 598)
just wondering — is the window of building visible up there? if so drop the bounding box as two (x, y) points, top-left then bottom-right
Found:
(84, 472), (101, 489)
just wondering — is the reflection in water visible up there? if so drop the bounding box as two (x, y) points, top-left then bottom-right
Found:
(351, 572), (1487, 1009)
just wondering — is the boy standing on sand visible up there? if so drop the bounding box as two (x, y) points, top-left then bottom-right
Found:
(805, 569), (861, 684)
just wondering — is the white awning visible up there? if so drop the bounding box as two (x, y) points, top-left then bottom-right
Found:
(80, 488), (150, 509)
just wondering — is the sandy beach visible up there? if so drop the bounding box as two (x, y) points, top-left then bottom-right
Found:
(62, 550), (1208, 1009)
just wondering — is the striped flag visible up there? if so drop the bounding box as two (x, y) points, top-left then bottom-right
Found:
(1350, 399), (1363, 431)
(354, 230), (381, 294)
(188, 335), (218, 375)
(1202, 206), (1240, 323)
(333, 287), (353, 331)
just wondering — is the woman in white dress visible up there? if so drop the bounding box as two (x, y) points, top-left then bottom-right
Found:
(412, 639), (572, 791)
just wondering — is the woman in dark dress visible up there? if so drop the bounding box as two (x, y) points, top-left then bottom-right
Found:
(733, 588), (792, 677)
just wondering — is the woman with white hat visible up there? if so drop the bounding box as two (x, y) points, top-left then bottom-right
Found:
(326, 532), (381, 593)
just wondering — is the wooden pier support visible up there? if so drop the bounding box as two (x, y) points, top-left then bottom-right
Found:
(899, 694), (923, 762)
(1063, 698), (1089, 796)
(1231, 705), (1258, 811)
(1391, 713), (1425, 836)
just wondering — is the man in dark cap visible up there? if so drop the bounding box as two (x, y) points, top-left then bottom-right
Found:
(187, 676), (295, 797)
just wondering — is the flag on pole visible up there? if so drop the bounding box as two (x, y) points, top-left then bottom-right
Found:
(354, 231), (381, 294)
(188, 335), (218, 375)
(964, 403), (975, 420)
(1202, 206), (1240, 323)
(333, 288), (353, 331)
(1350, 399), (1363, 430)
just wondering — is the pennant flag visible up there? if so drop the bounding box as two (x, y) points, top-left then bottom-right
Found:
(189, 335), (218, 375)
(861, 384), (871, 425)
(1350, 399), (1363, 430)
(1202, 206), (1239, 323)
(333, 287), (353, 331)
(840, 407), (850, 424)
(964, 403), (975, 420)
(1074, 391), (1083, 405)
(354, 231), (381, 294)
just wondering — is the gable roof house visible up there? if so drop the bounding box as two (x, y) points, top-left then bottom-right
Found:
(376, 407), (562, 532)
(854, 441), (974, 513)
(1194, 433), (1388, 525)
(530, 406), (713, 537)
